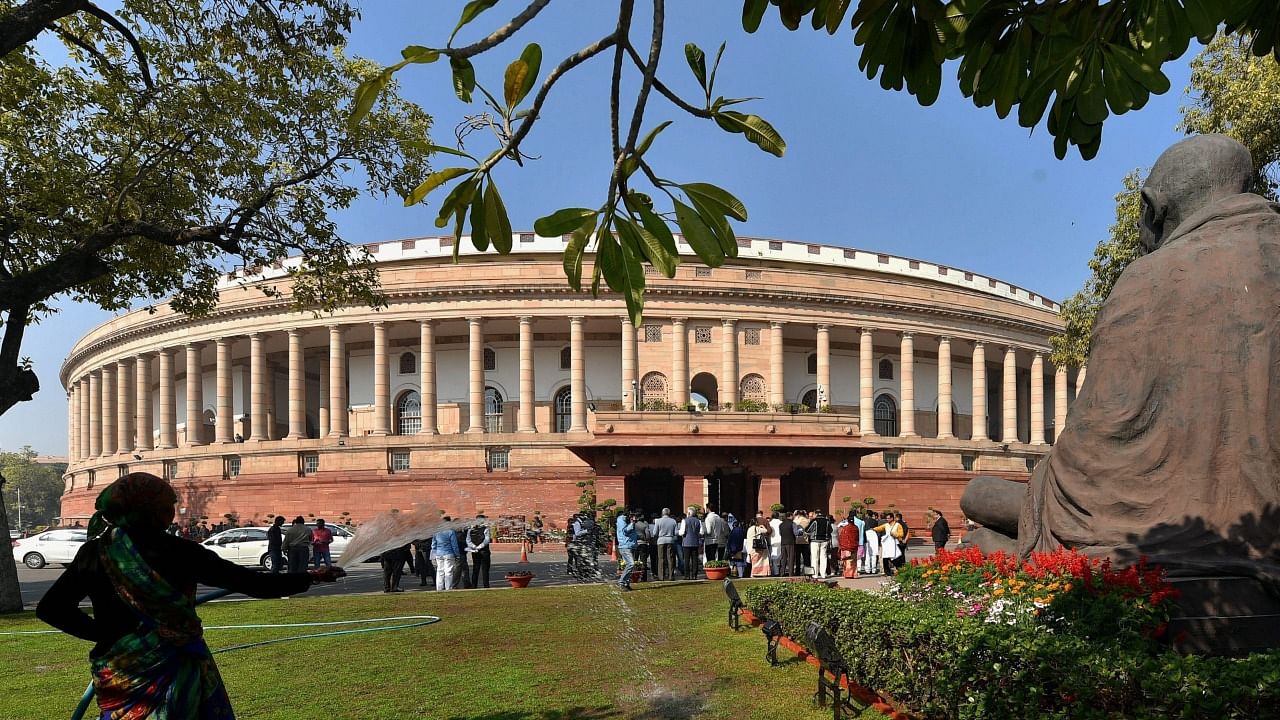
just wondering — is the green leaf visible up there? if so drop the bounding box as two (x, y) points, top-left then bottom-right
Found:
(450, 0), (500, 46)
(621, 120), (673, 176)
(617, 213), (676, 279)
(400, 45), (440, 64)
(469, 188), (489, 251)
(504, 43), (542, 108)
(713, 111), (786, 157)
(742, 0), (768, 33)
(435, 176), (479, 230)
(687, 195), (738, 258)
(563, 217), (594, 291)
(680, 182), (748, 222)
(626, 192), (679, 265)
(685, 43), (707, 90)
(603, 220), (646, 326)
(422, 143), (476, 161)
(1107, 44), (1171, 94)
(535, 208), (598, 237)
(674, 200), (725, 267)
(451, 57), (476, 103)
(403, 167), (473, 206)
(349, 70), (390, 130)
(483, 180), (514, 253)
(709, 43), (726, 95)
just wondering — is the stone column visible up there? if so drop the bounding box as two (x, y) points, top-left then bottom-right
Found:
(328, 325), (347, 437)
(1002, 346), (1018, 444)
(318, 354), (329, 437)
(80, 375), (93, 460)
(249, 333), (267, 441)
(372, 321), (390, 436)
(518, 317), (536, 432)
(1054, 364), (1068, 444)
(570, 316), (587, 431)
(134, 355), (152, 451)
(158, 349), (176, 449)
(671, 318), (688, 406)
(972, 342), (987, 441)
(937, 336), (953, 438)
(184, 344), (204, 446)
(621, 317), (637, 410)
(88, 370), (102, 457)
(900, 332), (916, 437)
(769, 321), (785, 407)
(816, 324), (831, 411)
(722, 319), (738, 407)
(68, 385), (79, 463)
(1031, 352), (1046, 445)
(101, 363), (117, 456)
(214, 340), (233, 443)
(287, 330), (305, 438)
(419, 320), (436, 434)
(859, 328), (875, 436)
(1076, 366), (1087, 399)
(467, 317), (484, 433)
(116, 359), (132, 453)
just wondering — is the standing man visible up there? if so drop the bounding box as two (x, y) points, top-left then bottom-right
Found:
(283, 516), (312, 574)
(413, 537), (434, 587)
(380, 543), (411, 593)
(862, 511), (881, 576)
(653, 508), (678, 581)
(777, 511), (797, 577)
(266, 515), (285, 574)
(311, 519), (334, 568)
(632, 511), (651, 581)
(467, 515), (493, 589)
(930, 509), (951, 552)
(702, 503), (729, 563)
(615, 509), (639, 591)
(679, 506), (703, 580)
(570, 511), (601, 582)
(432, 518), (461, 591)
(807, 509), (833, 579)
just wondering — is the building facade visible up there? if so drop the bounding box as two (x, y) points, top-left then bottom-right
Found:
(58, 233), (1078, 533)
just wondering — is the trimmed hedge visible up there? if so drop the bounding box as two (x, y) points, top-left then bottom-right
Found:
(743, 582), (1280, 719)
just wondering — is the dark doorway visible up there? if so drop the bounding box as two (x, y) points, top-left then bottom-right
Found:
(780, 466), (834, 515)
(690, 372), (718, 410)
(624, 467), (684, 516)
(706, 467), (759, 520)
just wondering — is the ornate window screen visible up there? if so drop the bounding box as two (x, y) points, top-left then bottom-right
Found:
(744, 328), (761, 346)
(695, 327), (712, 344)
(398, 352), (416, 375)
(641, 372), (669, 406)
(740, 374), (767, 404)
(644, 324), (662, 343)
(483, 347), (497, 371)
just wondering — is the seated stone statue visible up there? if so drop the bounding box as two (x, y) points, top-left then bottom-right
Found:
(964, 134), (1280, 594)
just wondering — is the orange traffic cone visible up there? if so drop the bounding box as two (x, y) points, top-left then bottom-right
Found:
(518, 542), (529, 564)
(610, 541), (617, 561)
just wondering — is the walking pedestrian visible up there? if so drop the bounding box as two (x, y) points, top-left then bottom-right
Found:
(930, 509), (951, 552)
(466, 515), (492, 588)
(432, 519), (461, 591)
(653, 508), (678, 580)
(283, 516), (311, 574)
(311, 519), (334, 568)
(381, 543), (411, 592)
(616, 509), (639, 591)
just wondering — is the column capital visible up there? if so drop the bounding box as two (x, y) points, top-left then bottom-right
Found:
(569, 315), (585, 323)
(972, 339), (985, 349)
(518, 315), (533, 325)
(287, 328), (301, 338)
(815, 323), (830, 332)
(371, 320), (386, 328)
(466, 316), (483, 325)
(158, 347), (175, 357)
(214, 337), (232, 348)
(769, 320), (784, 330)
(619, 315), (633, 327)
(938, 335), (952, 344)
(722, 317), (737, 327)
(135, 351), (152, 362)
(90, 367), (102, 377)
(671, 317), (687, 325)
(1032, 349), (1046, 359)
(859, 326), (875, 336)
(184, 340), (202, 350)
(900, 331), (914, 340)
(327, 323), (344, 333)
(1003, 345), (1018, 356)
(418, 318), (435, 328)
(250, 331), (265, 341)
(115, 357), (130, 368)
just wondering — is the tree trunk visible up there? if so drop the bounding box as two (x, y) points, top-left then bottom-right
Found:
(0, 482), (24, 613)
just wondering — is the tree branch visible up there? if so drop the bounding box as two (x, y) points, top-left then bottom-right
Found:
(609, 0), (635, 162)
(608, 0), (662, 206)
(445, 0), (551, 59)
(83, 2), (154, 90)
(0, 0), (84, 60)
(625, 43), (711, 118)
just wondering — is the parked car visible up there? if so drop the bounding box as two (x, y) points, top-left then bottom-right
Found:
(201, 524), (354, 571)
(12, 528), (88, 569)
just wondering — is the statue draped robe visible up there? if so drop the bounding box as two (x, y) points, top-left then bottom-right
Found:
(1018, 193), (1280, 592)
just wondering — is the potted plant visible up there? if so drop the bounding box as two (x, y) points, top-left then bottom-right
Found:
(704, 560), (731, 580)
(505, 570), (534, 588)
(629, 561), (646, 584)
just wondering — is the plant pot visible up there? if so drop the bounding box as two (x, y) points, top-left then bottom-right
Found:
(629, 570), (645, 584)
(505, 574), (534, 588)
(704, 566), (730, 581)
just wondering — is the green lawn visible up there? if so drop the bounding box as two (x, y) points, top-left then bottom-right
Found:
(1, 582), (839, 720)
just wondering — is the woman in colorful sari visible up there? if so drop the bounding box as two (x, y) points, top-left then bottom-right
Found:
(745, 515), (772, 578)
(36, 473), (344, 719)
(838, 511), (862, 578)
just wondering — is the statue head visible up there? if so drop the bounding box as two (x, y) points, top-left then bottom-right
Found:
(1140, 134), (1253, 252)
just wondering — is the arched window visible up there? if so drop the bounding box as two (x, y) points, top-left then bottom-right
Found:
(739, 373), (766, 405)
(878, 358), (894, 380)
(874, 393), (898, 436)
(554, 386), (572, 432)
(806, 353), (818, 374)
(640, 372), (668, 408)
(396, 391), (421, 435)
(560, 346), (572, 370)
(399, 352), (416, 375)
(484, 386), (504, 432)
(801, 389), (818, 412)
(483, 347), (497, 371)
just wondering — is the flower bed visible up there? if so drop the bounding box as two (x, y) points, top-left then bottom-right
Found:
(743, 547), (1280, 719)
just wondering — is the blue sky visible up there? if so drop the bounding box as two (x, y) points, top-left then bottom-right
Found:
(4, 1), (1199, 455)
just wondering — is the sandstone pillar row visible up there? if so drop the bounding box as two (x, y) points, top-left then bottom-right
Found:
(859, 328), (875, 436)
(317, 352), (330, 437)
(116, 359), (132, 453)
(68, 384), (79, 463)
(185, 344), (204, 446)
(621, 317), (637, 410)
(1031, 352), (1046, 445)
(570, 316), (587, 431)
(769, 321), (785, 407)
(372, 321), (390, 436)
(816, 324), (831, 411)
(1053, 365), (1068, 444)
(287, 330), (305, 439)
(518, 317), (536, 432)
(328, 325), (347, 437)
(937, 336), (953, 439)
(467, 317), (484, 433)
(899, 332), (916, 437)
(971, 342), (987, 441)
(158, 349), (176, 449)
(79, 375), (92, 460)
(88, 370), (102, 457)
(249, 333), (267, 441)
(671, 318), (689, 407)
(101, 363), (116, 456)
(215, 340), (233, 444)
(135, 355), (152, 451)
(418, 320), (436, 435)
(722, 319), (738, 407)
(1002, 346), (1018, 444)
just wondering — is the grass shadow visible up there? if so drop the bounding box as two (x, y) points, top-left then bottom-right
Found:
(445, 707), (619, 720)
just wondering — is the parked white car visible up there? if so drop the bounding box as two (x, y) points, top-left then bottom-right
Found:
(12, 528), (88, 569)
(201, 524), (353, 570)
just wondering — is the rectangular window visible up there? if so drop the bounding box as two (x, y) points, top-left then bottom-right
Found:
(163, 461), (177, 481)
(401, 239), (415, 250)
(301, 453), (319, 475)
(519, 232), (535, 243)
(807, 244), (821, 255)
(486, 447), (509, 472)
(1026, 457), (1038, 472)
(695, 266), (712, 277)
(745, 269), (762, 280)
(390, 451), (410, 473)
(644, 265), (656, 275)
(908, 260), (920, 269)
(843, 249), (857, 259)
(768, 240), (783, 251)
(644, 324), (662, 343)
(117, 465), (129, 478)
(88, 470), (96, 488)
(225, 456), (241, 478)
(744, 328), (761, 346)
(694, 327), (712, 344)
(883, 452), (900, 471)
(961, 454), (975, 472)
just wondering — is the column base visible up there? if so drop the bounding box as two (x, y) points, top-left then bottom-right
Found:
(900, 432), (919, 438)
(518, 427), (537, 433)
(285, 433), (305, 440)
(465, 427), (485, 434)
(937, 433), (955, 440)
(369, 430), (389, 437)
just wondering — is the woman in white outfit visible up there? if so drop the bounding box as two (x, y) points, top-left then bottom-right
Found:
(863, 519), (881, 575)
